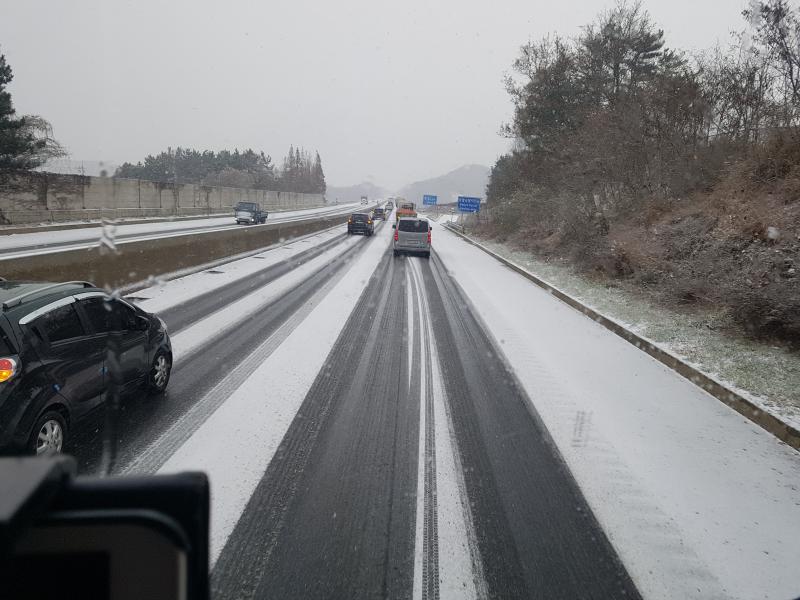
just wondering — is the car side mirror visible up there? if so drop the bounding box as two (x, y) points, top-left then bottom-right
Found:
(392, 224), (396, 229)
(135, 316), (150, 331)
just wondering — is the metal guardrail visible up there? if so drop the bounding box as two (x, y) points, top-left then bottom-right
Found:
(443, 223), (800, 451)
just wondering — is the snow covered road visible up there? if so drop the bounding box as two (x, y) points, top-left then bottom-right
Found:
(66, 214), (799, 599)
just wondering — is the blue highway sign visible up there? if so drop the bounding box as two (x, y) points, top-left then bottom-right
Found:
(457, 196), (481, 213)
(422, 194), (438, 205)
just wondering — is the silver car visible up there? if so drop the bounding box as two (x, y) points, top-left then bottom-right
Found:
(393, 217), (431, 258)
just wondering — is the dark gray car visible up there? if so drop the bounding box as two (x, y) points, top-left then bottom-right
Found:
(0, 281), (172, 456)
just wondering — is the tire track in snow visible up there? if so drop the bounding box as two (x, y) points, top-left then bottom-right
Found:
(408, 257), (484, 600)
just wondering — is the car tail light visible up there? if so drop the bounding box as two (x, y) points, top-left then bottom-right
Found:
(348, 218), (352, 224)
(368, 219), (372, 224)
(427, 229), (431, 244)
(0, 357), (18, 383)
(394, 228), (399, 241)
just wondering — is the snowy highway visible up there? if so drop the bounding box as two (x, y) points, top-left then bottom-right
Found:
(66, 213), (800, 599)
(0, 202), (361, 260)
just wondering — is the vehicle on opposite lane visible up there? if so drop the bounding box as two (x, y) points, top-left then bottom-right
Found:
(235, 201), (268, 225)
(0, 281), (172, 456)
(393, 217), (431, 258)
(347, 213), (374, 236)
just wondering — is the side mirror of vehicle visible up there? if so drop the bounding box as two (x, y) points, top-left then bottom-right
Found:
(392, 224), (396, 229)
(135, 316), (150, 331)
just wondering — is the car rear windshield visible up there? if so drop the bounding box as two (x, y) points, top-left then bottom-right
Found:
(398, 220), (429, 233)
(374, 208), (384, 213)
(352, 214), (369, 222)
(237, 203), (257, 211)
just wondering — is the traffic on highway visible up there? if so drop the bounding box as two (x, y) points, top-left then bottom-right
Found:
(1, 199), (798, 599)
(0, 202), (361, 261)
(2, 1), (800, 599)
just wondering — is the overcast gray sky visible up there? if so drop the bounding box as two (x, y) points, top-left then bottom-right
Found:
(0, 0), (747, 189)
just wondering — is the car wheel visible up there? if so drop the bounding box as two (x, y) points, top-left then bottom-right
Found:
(425, 252), (431, 259)
(29, 410), (67, 456)
(393, 250), (399, 257)
(147, 351), (172, 395)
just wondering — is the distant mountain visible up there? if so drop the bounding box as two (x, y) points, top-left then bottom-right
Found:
(326, 182), (387, 203)
(396, 164), (490, 205)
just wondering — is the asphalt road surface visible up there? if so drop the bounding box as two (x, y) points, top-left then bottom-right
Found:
(68, 218), (640, 599)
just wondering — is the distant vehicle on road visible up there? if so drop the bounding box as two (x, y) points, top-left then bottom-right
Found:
(0, 281), (172, 456)
(347, 212), (374, 236)
(393, 217), (431, 258)
(385, 201), (394, 212)
(235, 201), (268, 225)
(372, 207), (386, 220)
(360, 195), (369, 205)
(395, 201), (417, 221)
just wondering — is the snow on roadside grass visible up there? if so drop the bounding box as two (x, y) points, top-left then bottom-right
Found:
(474, 236), (800, 431)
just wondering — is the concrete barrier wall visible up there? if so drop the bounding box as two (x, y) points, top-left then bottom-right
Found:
(0, 171), (325, 224)
(0, 214), (349, 289)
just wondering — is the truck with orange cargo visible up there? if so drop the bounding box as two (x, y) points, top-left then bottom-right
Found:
(395, 200), (417, 221)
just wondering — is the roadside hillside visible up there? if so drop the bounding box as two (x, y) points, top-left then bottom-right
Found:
(480, 2), (800, 347)
(477, 142), (800, 345)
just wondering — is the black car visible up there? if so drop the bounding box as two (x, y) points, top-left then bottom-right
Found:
(0, 281), (172, 456)
(347, 213), (374, 236)
(235, 201), (268, 225)
(372, 207), (386, 220)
